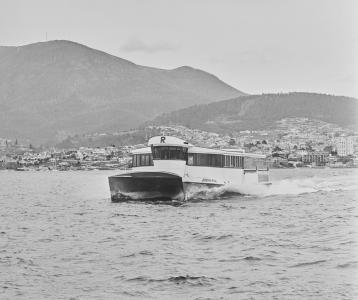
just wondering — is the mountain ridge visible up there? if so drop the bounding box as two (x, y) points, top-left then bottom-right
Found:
(0, 40), (244, 143)
(149, 92), (358, 133)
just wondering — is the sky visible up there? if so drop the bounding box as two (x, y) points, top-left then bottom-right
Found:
(1, 0), (357, 97)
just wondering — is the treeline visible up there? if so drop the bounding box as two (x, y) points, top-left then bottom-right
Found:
(55, 127), (164, 149)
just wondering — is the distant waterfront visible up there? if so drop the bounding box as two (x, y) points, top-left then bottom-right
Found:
(1, 120), (358, 171)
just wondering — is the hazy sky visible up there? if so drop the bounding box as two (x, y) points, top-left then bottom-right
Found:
(1, 0), (357, 97)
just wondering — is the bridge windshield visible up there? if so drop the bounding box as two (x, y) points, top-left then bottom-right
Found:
(152, 146), (188, 161)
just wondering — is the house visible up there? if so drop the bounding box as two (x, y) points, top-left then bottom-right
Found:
(302, 151), (329, 166)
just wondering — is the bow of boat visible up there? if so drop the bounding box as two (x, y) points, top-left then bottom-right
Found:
(108, 171), (185, 201)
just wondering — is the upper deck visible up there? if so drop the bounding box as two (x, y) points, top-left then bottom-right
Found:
(131, 136), (267, 169)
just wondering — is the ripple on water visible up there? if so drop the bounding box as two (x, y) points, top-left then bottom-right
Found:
(243, 256), (262, 261)
(126, 275), (217, 287)
(336, 261), (358, 269)
(289, 260), (327, 268)
(0, 169), (357, 299)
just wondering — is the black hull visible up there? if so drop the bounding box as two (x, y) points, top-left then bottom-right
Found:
(109, 172), (184, 201)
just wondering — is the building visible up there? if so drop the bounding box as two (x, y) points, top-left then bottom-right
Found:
(335, 136), (354, 156)
(302, 151), (328, 166)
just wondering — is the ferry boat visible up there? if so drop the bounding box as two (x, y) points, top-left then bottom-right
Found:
(108, 136), (269, 201)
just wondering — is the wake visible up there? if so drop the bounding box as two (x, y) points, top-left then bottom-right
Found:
(185, 173), (358, 200)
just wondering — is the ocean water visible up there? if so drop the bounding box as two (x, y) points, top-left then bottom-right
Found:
(0, 168), (357, 299)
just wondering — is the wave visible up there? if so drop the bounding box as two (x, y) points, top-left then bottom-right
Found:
(192, 233), (234, 241)
(336, 261), (358, 269)
(290, 260), (327, 268)
(243, 256), (262, 261)
(122, 250), (153, 258)
(126, 275), (217, 286)
(168, 275), (216, 286)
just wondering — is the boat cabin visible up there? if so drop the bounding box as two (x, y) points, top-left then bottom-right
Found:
(130, 136), (267, 170)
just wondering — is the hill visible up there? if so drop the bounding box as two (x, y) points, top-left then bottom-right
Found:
(0, 40), (244, 143)
(149, 93), (358, 133)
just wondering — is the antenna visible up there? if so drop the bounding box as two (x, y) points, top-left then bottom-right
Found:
(46, 32), (48, 41)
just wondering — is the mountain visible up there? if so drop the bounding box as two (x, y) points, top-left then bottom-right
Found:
(0, 40), (244, 143)
(149, 93), (358, 133)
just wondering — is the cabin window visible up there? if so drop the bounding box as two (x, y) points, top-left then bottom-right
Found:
(189, 153), (244, 168)
(188, 155), (194, 165)
(132, 154), (153, 167)
(223, 155), (244, 168)
(152, 146), (188, 161)
(188, 153), (224, 167)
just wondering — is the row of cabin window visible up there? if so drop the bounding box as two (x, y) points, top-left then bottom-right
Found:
(188, 153), (244, 168)
(131, 153), (263, 169)
(151, 146), (188, 160)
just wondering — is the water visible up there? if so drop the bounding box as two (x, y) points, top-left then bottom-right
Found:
(0, 168), (357, 299)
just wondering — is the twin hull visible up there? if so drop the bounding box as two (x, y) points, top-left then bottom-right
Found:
(108, 161), (268, 201)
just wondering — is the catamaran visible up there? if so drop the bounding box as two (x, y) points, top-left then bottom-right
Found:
(108, 136), (269, 201)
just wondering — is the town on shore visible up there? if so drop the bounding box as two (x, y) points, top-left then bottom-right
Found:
(1, 118), (357, 171)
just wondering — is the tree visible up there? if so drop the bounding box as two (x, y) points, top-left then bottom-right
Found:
(323, 145), (333, 153)
(262, 140), (267, 144)
(244, 142), (255, 149)
(305, 141), (313, 151)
